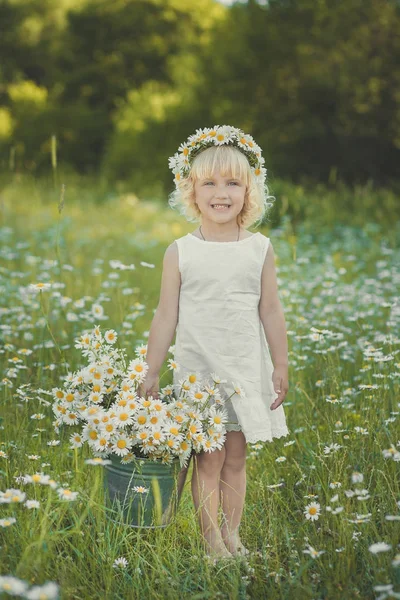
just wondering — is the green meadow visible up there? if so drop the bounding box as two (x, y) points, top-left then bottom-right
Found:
(1, 173), (399, 599)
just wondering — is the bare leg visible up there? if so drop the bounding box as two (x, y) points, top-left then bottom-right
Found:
(219, 430), (249, 556)
(191, 446), (233, 558)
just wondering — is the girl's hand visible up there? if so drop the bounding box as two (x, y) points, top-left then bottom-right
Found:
(270, 364), (289, 410)
(137, 372), (160, 400)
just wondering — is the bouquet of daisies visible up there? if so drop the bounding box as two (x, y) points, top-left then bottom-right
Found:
(51, 325), (242, 468)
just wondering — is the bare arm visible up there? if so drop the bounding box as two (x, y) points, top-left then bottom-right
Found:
(258, 241), (288, 368)
(145, 242), (181, 376)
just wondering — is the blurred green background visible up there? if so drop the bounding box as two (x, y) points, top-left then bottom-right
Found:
(1, 0), (399, 220)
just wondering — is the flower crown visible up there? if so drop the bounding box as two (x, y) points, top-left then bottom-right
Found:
(168, 124), (267, 189)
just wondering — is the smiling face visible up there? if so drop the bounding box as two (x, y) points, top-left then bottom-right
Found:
(193, 171), (246, 226)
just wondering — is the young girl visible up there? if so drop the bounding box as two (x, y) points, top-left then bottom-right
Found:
(138, 125), (289, 561)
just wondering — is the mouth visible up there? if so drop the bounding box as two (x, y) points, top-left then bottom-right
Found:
(211, 204), (231, 210)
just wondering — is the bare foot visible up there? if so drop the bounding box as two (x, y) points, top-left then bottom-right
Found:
(221, 533), (250, 556)
(202, 533), (234, 561)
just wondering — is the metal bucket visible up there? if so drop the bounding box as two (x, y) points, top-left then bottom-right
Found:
(103, 453), (192, 528)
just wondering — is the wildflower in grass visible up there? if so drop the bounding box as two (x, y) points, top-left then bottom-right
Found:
(47, 440), (60, 446)
(85, 457), (112, 466)
(30, 413), (46, 420)
(326, 505), (344, 514)
(303, 545), (326, 558)
(25, 581), (59, 599)
(382, 445), (400, 461)
(354, 426), (369, 435)
(104, 329), (117, 344)
(348, 513), (372, 524)
(344, 489), (356, 498)
(23, 473), (51, 486)
(91, 303), (105, 318)
(113, 557), (128, 569)
(369, 542), (392, 554)
(133, 486), (149, 493)
(0, 517), (17, 527)
(0, 489), (26, 503)
(27, 454), (40, 460)
(25, 500), (40, 509)
(304, 502), (321, 521)
(385, 515), (400, 521)
(57, 488), (79, 501)
(29, 282), (52, 292)
(69, 432), (84, 448)
(275, 456), (286, 463)
(355, 488), (371, 500)
(351, 471), (364, 483)
(323, 443), (342, 454)
(329, 481), (342, 489)
(0, 575), (28, 595)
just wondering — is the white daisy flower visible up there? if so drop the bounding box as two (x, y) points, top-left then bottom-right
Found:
(25, 499), (40, 509)
(104, 329), (117, 344)
(0, 488), (26, 503)
(303, 545), (326, 559)
(231, 382), (247, 398)
(214, 125), (235, 145)
(133, 486), (150, 493)
(304, 502), (321, 521)
(201, 436), (220, 453)
(111, 406), (134, 427)
(177, 141), (190, 156)
(111, 433), (132, 456)
(85, 457), (112, 466)
(64, 410), (80, 426)
(0, 575), (28, 595)
(113, 557), (128, 569)
(168, 154), (180, 169)
(208, 405), (228, 429)
(29, 282), (52, 292)
(25, 581), (60, 599)
(91, 303), (104, 318)
(92, 325), (103, 340)
(369, 542), (392, 554)
(57, 488), (79, 501)
(93, 434), (112, 453)
(0, 517), (17, 527)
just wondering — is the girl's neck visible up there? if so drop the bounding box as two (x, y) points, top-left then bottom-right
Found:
(197, 223), (242, 242)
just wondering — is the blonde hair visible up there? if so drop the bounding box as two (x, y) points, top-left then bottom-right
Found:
(168, 145), (275, 228)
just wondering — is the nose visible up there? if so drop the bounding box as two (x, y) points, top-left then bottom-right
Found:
(214, 186), (229, 199)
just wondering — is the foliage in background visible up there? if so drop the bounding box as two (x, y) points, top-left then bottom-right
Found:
(0, 0), (399, 196)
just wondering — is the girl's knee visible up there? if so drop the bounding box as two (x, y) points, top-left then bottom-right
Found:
(193, 448), (225, 474)
(222, 455), (247, 473)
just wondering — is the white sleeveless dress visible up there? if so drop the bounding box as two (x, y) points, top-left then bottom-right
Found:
(172, 231), (289, 445)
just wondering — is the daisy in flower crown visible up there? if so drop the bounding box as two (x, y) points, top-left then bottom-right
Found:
(167, 124), (275, 229)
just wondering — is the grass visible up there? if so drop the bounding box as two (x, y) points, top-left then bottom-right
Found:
(0, 172), (399, 599)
